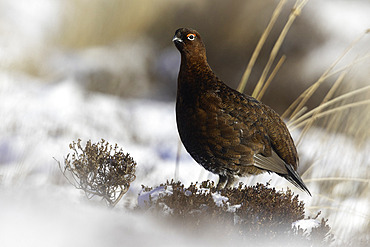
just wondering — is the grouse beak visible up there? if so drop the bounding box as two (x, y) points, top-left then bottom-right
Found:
(172, 36), (183, 43)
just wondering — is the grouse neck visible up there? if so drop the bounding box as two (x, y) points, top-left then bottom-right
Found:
(179, 53), (214, 83)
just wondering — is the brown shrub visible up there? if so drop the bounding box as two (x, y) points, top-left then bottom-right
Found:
(59, 139), (136, 207)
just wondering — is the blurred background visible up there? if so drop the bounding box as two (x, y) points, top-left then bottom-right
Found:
(1, 0), (369, 107)
(0, 0), (369, 246)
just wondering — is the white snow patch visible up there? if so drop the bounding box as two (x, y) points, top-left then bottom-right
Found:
(138, 185), (173, 209)
(211, 191), (229, 207)
(292, 219), (321, 235)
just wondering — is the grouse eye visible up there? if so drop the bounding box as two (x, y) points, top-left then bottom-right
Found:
(187, 33), (196, 41)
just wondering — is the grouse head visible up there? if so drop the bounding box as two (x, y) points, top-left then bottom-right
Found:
(172, 28), (206, 60)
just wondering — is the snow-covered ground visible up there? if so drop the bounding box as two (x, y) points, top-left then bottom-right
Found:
(1, 70), (369, 246)
(0, 0), (369, 246)
(0, 75), (318, 246)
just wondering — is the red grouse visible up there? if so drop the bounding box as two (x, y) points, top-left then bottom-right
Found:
(172, 27), (310, 195)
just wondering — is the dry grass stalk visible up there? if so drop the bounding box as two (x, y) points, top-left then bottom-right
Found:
(295, 70), (346, 144)
(305, 177), (370, 184)
(288, 84), (370, 131)
(252, 0), (308, 99)
(234, 1), (370, 242)
(281, 55), (370, 121)
(293, 99), (370, 130)
(256, 55), (286, 100)
(308, 206), (368, 219)
(237, 0), (287, 93)
(283, 32), (369, 121)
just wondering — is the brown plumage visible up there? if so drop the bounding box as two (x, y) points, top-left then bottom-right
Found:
(173, 27), (310, 195)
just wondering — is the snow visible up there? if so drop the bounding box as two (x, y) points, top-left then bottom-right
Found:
(211, 191), (243, 214)
(0, 0), (60, 66)
(303, 0), (370, 83)
(138, 185), (173, 209)
(137, 184), (241, 213)
(312, 0), (370, 41)
(292, 219), (321, 235)
(0, 185), (223, 247)
(211, 191), (229, 207)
